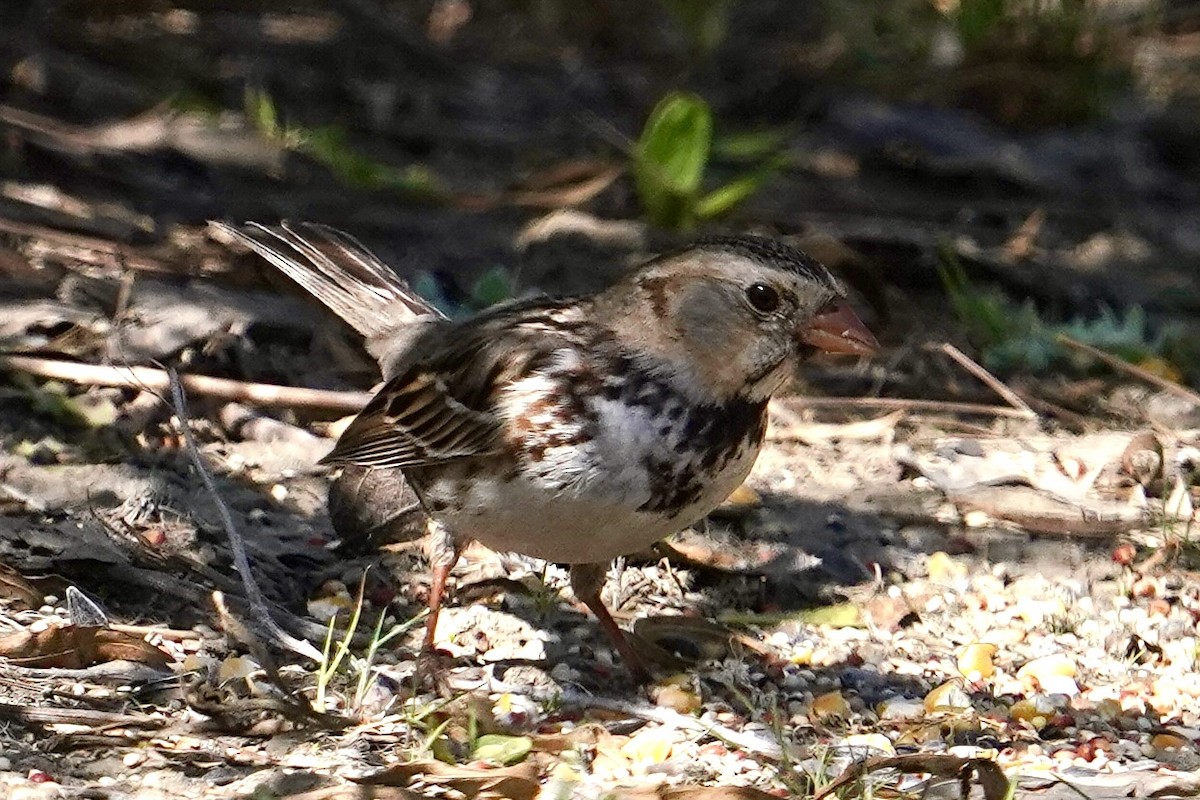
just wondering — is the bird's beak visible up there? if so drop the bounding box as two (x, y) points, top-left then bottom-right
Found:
(801, 301), (878, 355)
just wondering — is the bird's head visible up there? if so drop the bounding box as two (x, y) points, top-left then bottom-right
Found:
(604, 235), (877, 402)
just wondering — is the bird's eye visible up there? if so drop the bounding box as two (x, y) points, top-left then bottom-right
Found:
(745, 283), (781, 314)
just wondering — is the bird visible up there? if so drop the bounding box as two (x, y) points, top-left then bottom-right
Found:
(216, 222), (877, 681)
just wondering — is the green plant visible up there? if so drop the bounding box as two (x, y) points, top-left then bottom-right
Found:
(633, 92), (781, 230)
(313, 572), (427, 716)
(819, 0), (1141, 125)
(937, 249), (1181, 375)
(244, 88), (442, 198)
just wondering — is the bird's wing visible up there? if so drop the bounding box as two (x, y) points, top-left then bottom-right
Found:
(322, 299), (572, 469)
(322, 364), (502, 469)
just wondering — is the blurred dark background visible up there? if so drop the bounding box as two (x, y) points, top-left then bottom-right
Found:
(2, 0), (1199, 395)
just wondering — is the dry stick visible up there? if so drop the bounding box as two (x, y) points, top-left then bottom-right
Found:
(527, 687), (786, 761)
(168, 369), (324, 664)
(783, 396), (1033, 419)
(1056, 333), (1200, 407)
(0, 354), (371, 412)
(933, 342), (1037, 419)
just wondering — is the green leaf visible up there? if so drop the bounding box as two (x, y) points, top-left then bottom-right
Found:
(472, 733), (533, 766)
(634, 92), (713, 228)
(712, 127), (791, 161)
(797, 603), (864, 627)
(244, 88), (280, 139)
(695, 155), (782, 219)
(955, 0), (1006, 49)
(470, 266), (513, 309)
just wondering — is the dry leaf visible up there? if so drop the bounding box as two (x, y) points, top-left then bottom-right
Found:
(355, 760), (539, 800)
(768, 408), (903, 444)
(0, 562), (41, 608)
(924, 680), (971, 713)
(620, 726), (676, 766)
(612, 787), (782, 800)
(813, 754), (1010, 800)
(862, 594), (918, 632)
(508, 160), (623, 208)
(812, 690), (851, 720)
(0, 624), (171, 668)
(632, 616), (752, 669)
(243, 787), (420, 800)
(530, 723), (607, 754)
(956, 643), (998, 681)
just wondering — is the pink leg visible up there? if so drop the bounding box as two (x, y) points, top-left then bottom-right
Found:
(422, 519), (460, 653)
(570, 562), (650, 683)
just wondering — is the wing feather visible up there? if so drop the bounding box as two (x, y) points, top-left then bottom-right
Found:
(321, 368), (502, 469)
(320, 295), (590, 470)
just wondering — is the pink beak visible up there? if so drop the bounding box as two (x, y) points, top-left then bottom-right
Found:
(801, 301), (878, 355)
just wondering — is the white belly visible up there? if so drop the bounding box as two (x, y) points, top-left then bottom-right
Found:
(431, 391), (764, 564)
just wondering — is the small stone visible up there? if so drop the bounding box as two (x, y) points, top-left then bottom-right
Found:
(956, 643), (998, 681)
(1152, 732), (1190, 751)
(812, 691), (851, 720)
(877, 697), (924, 720)
(924, 680), (971, 713)
(123, 752), (146, 767)
(654, 684), (702, 715)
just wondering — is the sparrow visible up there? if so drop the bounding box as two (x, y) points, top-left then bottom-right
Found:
(216, 222), (877, 681)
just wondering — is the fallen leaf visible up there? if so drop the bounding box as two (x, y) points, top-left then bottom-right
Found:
(632, 615), (751, 668)
(472, 734), (532, 766)
(652, 683), (702, 714)
(956, 643), (998, 681)
(612, 787), (782, 800)
(621, 726), (675, 765)
(355, 760), (539, 800)
(0, 562), (41, 608)
(767, 409), (903, 444)
(0, 624), (170, 668)
(531, 724), (607, 754)
(927, 551), (968, 584)
(720, 483), (761, 509)
(799, 603), (864, 628)
(924, 680), (971, 713)
(813, 754), (1010, 800)
(507, 159), (623, 209)
(812, 690), (851, 720)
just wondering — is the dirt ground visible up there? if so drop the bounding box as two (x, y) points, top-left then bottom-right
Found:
(2, 2), (1200, 799)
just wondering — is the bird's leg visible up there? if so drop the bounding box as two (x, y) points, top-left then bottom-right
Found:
(422, 518), (461, 653)
(569, 562), (651, 683)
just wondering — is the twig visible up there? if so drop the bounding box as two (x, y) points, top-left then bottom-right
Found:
(0, 216), (166, 273)
(0, 354), (371, 412)
(168, 370), (323, 664)
(538, 688), (786, 761)
(767, 405), (904, 444)
(1056, 334), (1200, 407)
(108, 623), (208, 642)
(813, 754), (1010, 800)
(933, 342), (1037, 418)
(781, 396), (1033, 419)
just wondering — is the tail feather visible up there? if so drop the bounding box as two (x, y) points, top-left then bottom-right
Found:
(214, 221), (444, 340)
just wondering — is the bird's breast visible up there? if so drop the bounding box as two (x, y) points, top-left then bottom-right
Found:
(409, 349), (767, 563)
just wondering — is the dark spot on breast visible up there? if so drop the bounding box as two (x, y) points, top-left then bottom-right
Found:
(640, 399), (767, 515)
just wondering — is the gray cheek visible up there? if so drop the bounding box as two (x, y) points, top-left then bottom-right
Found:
(674, 284), (740, 345)
(747, 330), (793, 371)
